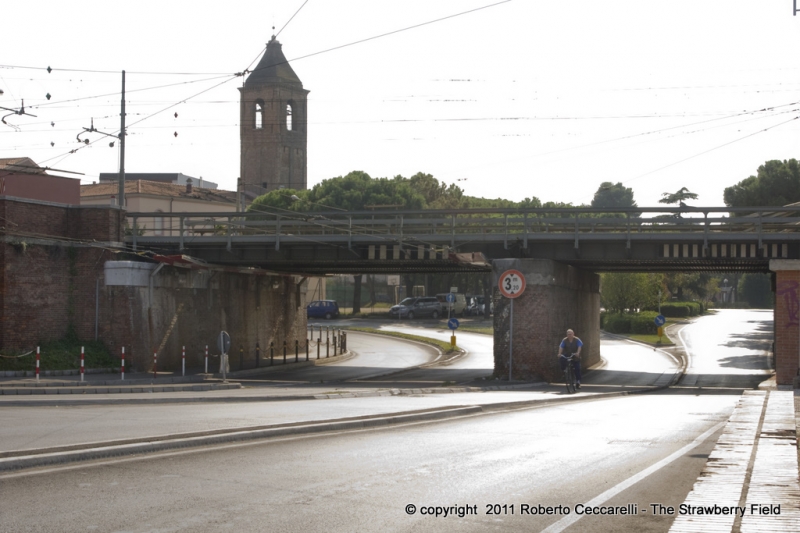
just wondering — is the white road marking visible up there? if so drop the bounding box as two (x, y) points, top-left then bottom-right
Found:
(541, 419), (726, 533)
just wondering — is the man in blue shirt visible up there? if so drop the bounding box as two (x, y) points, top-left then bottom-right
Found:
(557, 329), (583, 389)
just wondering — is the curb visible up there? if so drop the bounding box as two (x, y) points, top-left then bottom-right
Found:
(0, 406), (484, 472)
(0, 382), (242, 399)
(0, 390), (630, 472)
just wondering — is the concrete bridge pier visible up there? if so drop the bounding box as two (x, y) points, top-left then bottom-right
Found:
(492, 259), (600, 382)
(769, 260), (800, 387)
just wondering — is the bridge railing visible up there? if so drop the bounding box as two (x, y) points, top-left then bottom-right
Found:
(125, 206), (800, 249)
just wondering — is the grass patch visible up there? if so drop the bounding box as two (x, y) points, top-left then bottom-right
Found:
(346, 327), (459, 353)
(624, 333), (675, 346)
(457, 324), (493, 335)
(0, 338), (116, 372)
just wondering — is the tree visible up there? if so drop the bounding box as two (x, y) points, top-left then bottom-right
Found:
(723, 159), (800, 207)
(601, 273), (662, 313)
(248, 188), (308, 214)
(659, 187), (698, 206)
(738, 273), (773, 308)
(591, 182), (638, 210)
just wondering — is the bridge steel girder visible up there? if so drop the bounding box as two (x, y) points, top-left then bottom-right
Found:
(125, 206), (800, 275)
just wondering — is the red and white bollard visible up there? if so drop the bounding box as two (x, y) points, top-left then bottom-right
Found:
(204, 345), (208, 374)
(153, 351), (157, 379)
(80, 346), (85, 382)
(121, 347), (125, 381)
(35, 346), (40, 382)
(182, 345), (186, 377)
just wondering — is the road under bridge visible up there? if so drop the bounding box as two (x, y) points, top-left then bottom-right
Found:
(123, 205), (799, 387)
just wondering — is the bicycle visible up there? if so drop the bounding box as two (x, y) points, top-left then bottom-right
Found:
(561, 353), (579, 394)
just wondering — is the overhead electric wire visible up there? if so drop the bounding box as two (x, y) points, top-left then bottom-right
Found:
(275, 0), (310, 39)
(620, 113), (800, 188)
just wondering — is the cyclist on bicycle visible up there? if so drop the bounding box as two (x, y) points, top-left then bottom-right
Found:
(557, 329), (582, 389)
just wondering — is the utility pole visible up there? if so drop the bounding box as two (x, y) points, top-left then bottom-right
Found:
(118, 70), (126, 208)
(77, 71), (127, 208)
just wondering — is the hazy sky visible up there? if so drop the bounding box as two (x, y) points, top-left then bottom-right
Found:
(2, 0), (798, 207)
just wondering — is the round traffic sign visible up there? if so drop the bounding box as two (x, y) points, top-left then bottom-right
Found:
(654, 315), (666, 327)
(448, 318), (460, 330)
(446, 293), (456, 303)
(498, 269), (526, 298)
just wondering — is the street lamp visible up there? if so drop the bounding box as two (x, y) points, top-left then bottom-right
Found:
(723, 278), (729, 303)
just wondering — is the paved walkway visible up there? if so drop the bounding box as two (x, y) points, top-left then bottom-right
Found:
(669, 390), (800, 533)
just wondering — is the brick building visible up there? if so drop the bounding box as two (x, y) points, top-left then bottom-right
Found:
(0, 158), (81, 205)
(239, 36), (309, 199)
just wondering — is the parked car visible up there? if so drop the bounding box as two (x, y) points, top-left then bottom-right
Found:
(307, 300), (340, 319)
(389, 297), (443, 319)
(435, 293), (468, 316)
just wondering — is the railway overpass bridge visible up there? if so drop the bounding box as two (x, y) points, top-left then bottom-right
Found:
(125, 206), (800, 385)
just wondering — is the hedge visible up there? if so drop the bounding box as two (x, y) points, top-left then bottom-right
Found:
(602, 312), (659, 334)
(603, 313), (631, 334)
(657, 301), (702, 318)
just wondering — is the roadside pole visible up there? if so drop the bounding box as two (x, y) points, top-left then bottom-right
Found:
(498, 270), (526, 382)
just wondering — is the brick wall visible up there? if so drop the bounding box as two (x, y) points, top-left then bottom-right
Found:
(98, 270), (308, 371)
(0, 198), (122, 241)
(0, 198), (307, 371)
(774, 270), (800, 385)
(493, 259), (600, 381)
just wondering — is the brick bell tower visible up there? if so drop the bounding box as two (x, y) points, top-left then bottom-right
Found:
(239, 36), (309, 198)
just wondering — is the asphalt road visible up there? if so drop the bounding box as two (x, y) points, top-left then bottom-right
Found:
(0, 310), (777, 533)
(677, 309), (773, 389)
(0, 392), (739, 533)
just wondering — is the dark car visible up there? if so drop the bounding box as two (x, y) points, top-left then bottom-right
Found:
(389, 297), (442, 319)
(307, 300), (340, 319)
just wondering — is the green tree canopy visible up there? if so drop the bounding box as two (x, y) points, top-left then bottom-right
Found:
(248, 171), (545, 212)
(591, 182), (638, 209)
(738, 274), (773, 308)
(601, 273), (662, 313)
(659, 187), (698, 206)
(723, 159), (800, 207)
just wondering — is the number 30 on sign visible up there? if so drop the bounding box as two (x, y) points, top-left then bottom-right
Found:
(498, 270), (526, 298)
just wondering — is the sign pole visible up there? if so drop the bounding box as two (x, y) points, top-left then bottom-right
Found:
(509, 298), (513, 382)
(498, 269), (526, 383)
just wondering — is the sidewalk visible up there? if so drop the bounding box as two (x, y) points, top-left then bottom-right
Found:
(669, 389), (800, 533)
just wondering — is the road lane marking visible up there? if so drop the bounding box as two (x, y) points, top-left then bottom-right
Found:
(540, 419), (726, 533)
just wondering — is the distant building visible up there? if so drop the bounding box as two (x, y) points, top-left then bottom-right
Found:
(0, 157), (81, 205)
(98, 172), (218, 190)
(81, 179), (236, 236)
(239, 36), (308, 199)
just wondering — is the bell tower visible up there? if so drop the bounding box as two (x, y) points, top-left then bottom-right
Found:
(239, 36), (309, 198)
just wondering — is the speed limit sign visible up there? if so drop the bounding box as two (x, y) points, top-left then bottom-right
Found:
(498, 269), (526, 298)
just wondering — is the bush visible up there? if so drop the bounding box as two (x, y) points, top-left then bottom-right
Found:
(0, 338), (115, 372)
(603, 313), (632, 333)
(630, 311), (659, 334)
(659, 303), (690, 317)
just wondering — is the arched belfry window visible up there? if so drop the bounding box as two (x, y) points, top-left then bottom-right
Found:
(286, 103), (293, 131)
(255, 100), (264, 129)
